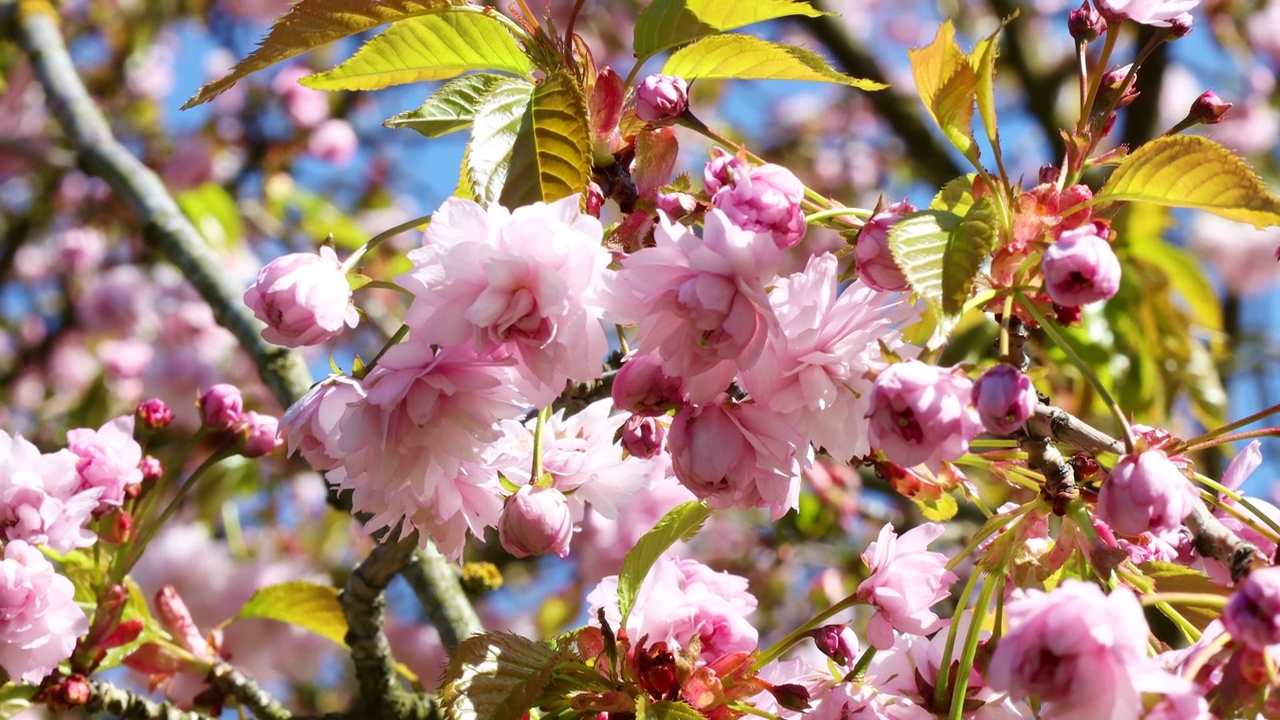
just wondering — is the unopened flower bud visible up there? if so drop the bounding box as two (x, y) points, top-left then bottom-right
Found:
(242, 246), (358, 347)
(136, 398), (173, 430)
(105, 511), (133, 544)
(1189, 90), (1231, 125)
(44, 674), (91, 711)
(1097, 449), (1197, 536)
(1068, 1), (1105, 42)
(656, 191), (697, 220)
(1041, 225), (1121, 306)
(1099, 64), (1139, 110)
(585, 182), (604, 217)
(498, 485), (574, 558)
(239, 411), (282, 458)
(809, 624), (859, 666)
(612, 352), (684, 415)
(635, 74), (689, 123)
(198, 384), (243, 431)
(768, 683), (812, 712)
(617, 415), (666, 459)
(1223, 565), (1280, 650)
(154, 586), (214, 661)
(139, 456), (163, 483)
(855, 201), (916, 292)
(973, 365), (1037, 435)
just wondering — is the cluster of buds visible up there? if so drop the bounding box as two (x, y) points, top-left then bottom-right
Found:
(196, 384), (282, 458)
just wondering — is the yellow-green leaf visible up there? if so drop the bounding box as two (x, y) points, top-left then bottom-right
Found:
(909, 21), (978, 161)
(930, 174), (977, 216)
(662, 34), (884, 89)
(465, 78), (536, 206)
(970, 11), (1017, 147)
(1140, 560), (1228, 631)
(499, 71), (592, 207)
(1096, 135), (1280, 228)
(633, 0), (824, 59)
(231, 581), (348, 646)
(177, 182), (243, 249)
(618, 501), (710, 627)
(888, 209), (960, 310)
(941, 197), (998, 315)
(301, 12), (531, 91)
(442, 632), (558, 720)
(384, 73), (510, 137)
(183, 0), (468, 108)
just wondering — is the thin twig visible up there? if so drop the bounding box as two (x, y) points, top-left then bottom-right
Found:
(208, 662), (293, 720)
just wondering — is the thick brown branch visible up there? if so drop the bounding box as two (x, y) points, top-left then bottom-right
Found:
(208, 662), (292, 720)
(83, 678), (208, 720)
(403, 544), (483, 652)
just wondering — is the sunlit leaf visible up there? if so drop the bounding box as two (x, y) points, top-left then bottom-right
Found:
(618, 501), (710, 626)
(301, 12), (531, 91)
(888, 209), (959, 310)
(929, 174), (976, 216)
(383, 73), (510, 137)
(1096, 135), (1280, 228)
(0, 685), (35, 720)
(465, 79), (535, 206)
(1141, 561), (1228, 631)
(231, 581), (348, 647)
(941, 196), (998, 315)
(633, 0), (824, 58)
(662, 34), (884, 89)
(442, 632), (558, 720)
(908, 21), (978, 161)
(177, 183), (243, 249)
(499, 71), (592, 207)
(183, 0), (468, 108)
(970, 11), (1016, 147)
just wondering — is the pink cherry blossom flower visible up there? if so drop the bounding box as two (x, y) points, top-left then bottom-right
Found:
(854, 201), (915, 292)
(272, 65), (330, 128)
(609, 210), (780, 403)
(705, 151), (806, 249)
(1094, 0), (1200, 27)
(238, 411), (281, 458)
(1223, 565), (1280, 650)
(0, 541), (89, 684)
(278, 374), (366, 472)
(305, 118), (358, 165)
(0, 431), (99, 553)
(855, 522), (957, 649)
(611, 351), (685, 415)
(397, 195), (612, 406)
(972, 365), (1037, 435)
(66, 415), (143, 509)
(667, 398), (807, 520)
(635, 74), (689, 123)
(198, 384), (244, 430)
(1204, 442), (1280, 578)
(1040, 224), (1122, 306)
(243, 246), (358, 348)
(498, 485), (574, 558)
(866, 361), (982, 471)
(740, 252), (919, 462)
(589, 554), (759, 662)
(1096, 449), (1197, 536)
(1146, 693), (1211, 720)
(329, 340), (524, 560)
(988, 580), (1186, 720)
(619, 415), (666, 459)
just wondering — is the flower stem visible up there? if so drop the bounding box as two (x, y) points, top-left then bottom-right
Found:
(950, 574), (998, 720)
(753, 594), (861, 671)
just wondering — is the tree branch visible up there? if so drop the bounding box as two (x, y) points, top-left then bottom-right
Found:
(83, 678), (209, 720)
(343, 535), (434, 720)
(404, 544), (483, 653)
(208, 662), (293, 720)
(795, 1), (964, 187)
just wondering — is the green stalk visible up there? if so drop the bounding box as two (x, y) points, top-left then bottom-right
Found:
(752, 593), (862, 671)
(934, 570), (982, 710)
(950, 575), (998, 720)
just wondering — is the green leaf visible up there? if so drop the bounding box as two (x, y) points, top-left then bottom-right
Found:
(644, 700), (708, 720)
(465, 79), (536, 206)
(499, 71), (592, 207)
(888, 209), (960, 310)
(908, 21), (978, 162)
(231, 581), (348, 647)
(0, 685), (35, 720)
(177, 183), (243, 249)
(929, 175), (976, 216)
(383, 73), (509, 138)
(301, 12), (531, 91)
(183, 0), (468, 108)
(267, 178), (378, 250)
(633, 0), (824, 59)
(1141, 561), (1228, 631)
(441, 632), (558, 720)
(970, 11), (1016, 148)
(941, 196), (998, 315)
(1096, 135), (1280, 228)
(662, 35), (884, 89)
(617, 501), (710, 626)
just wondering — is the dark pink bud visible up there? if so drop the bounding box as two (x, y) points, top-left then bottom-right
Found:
(1099, 65), (1139, 110)
(136, 398), (173, 430)
(82, 584), (130, 653)
(656, 191), (697, 220)
(498, 485), (574, 558)
(973, 365), (1037, 435)
(585, 182), (604, 217)
(617, 415), (666, 459)
(239, 411), (281, 458)
(635, 74), (689, 123)
(139, 456), (163, 483)
(855, 201), (916, 292)
(612, 352), (684, 415)
(154, 586), (214, 660)
(809, 624), (858, 666)
(99, 618), (145, 650)
(768, 683), (812, 712)
(1190, 90), (1231, 125)
(1223, 566), (1280, 650)
(104, 511), (133, 544)
(1041, 225), (1121, 306)
(198, 384), (243, 431)
(1069, 1), (1105, 41)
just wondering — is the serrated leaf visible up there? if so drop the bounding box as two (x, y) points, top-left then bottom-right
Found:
(1096, 135), (1280, 228)
(662, 35), (884, 89)
(464, 79), (534, 206)
(384, 73), (509, 137)
(941, 196), (998, 315)
(633, 0), (824, 59)
(909, 21), (979, 161)
(499, 71), (592, 207)
(889, 209), (960, 309)
(618, 501), (710, 626)
(183, 0), (467, 108)
(645, 700), (708, 720)
(231, 581), (348, 647)
(930, 174), (976, 215)
(301, 12), (531, 91)
(442, 632), (558, 720)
